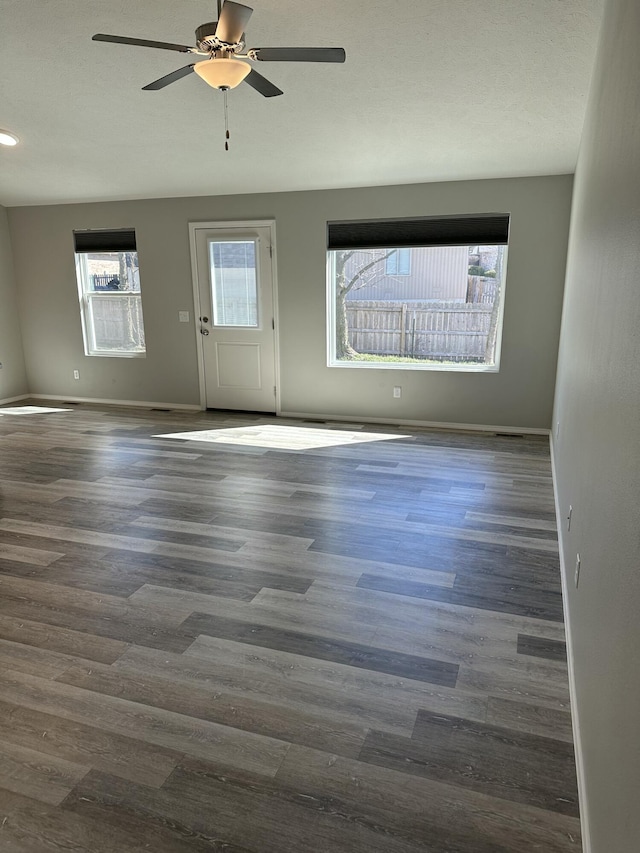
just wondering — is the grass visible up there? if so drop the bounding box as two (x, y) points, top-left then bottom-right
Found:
(347, 353), (429, 364)
(337, 353), (480, 365)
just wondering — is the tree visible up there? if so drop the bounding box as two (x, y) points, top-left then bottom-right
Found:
(334, 248), (397, 359)
(118, 251), (140, 350)
(483, 245), (505, 363)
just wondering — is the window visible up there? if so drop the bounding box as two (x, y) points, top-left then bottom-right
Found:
(386, 248), (411, 276)
(74, 229), (146, 357)
(327, 214), (509, 371)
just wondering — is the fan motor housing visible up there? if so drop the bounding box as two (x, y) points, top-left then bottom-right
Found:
(195, 21), (243, 53)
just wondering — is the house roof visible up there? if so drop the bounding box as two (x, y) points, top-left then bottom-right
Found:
(0, 0), (603, 207)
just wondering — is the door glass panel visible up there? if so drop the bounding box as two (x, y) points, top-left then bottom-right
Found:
(209, 239), (259, 327)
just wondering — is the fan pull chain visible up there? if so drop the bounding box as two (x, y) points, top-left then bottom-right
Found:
(223, 90), (230, 151)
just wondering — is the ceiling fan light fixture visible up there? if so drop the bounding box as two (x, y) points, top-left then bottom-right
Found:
(0, 130), (19, 147)
(194, 57), (250, 90)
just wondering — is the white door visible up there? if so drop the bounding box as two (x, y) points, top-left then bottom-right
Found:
(192, 223), (277, 412)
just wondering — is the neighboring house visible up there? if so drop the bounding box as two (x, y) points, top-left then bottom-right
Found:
(344, 246), (496, 302)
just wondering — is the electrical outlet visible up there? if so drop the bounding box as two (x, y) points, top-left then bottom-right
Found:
(567, 505), (572, 532)
(393, 386), (402, 399)
(73, 369), (80, 380)
(575, 554), (581, 588)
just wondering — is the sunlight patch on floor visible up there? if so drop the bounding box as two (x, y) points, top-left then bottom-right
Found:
(0, 406), (72, 416)
(154, 424), (410, 451)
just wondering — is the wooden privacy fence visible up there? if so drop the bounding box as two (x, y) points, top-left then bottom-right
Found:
(466, 276), (497, 305)
(347, 300), (493, 362)
(89, 295), (145, 351)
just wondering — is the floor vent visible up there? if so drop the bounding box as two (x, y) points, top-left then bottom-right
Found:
(494, 432), (525, 438)
(150, 408), (172, 412)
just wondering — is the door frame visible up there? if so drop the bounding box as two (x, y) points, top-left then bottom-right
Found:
(188, 219), (281, 413)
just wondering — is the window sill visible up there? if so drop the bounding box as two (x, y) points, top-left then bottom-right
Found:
(86, 351), (147, 359)
(327, 360), (500, 373)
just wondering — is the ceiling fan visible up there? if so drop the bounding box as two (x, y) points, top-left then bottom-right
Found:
(92, 0), (346, 99)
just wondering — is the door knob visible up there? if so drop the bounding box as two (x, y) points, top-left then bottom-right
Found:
(200, 327), (210, 336)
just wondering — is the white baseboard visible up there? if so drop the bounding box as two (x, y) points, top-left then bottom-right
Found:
(29, 394), (201, 412)
(280, 410), (550, 436)
(0, 393), (30, 406)
(13, 395), (548, 433)
(550, 437), (591, 853)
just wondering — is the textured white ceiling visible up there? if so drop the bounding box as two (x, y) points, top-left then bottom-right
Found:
(0, 0), (603, 206)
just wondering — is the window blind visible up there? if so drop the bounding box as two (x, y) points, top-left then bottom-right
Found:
(327, 214), (510, 250)
(74, 229), (137, 253)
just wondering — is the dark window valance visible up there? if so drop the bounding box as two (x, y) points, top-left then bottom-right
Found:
(327, 214), (510, 250)
(74, 229), (137, 253)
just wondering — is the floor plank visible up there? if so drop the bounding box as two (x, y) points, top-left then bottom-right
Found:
(517, 633), (568, 661)
(359, 710), (579, 816)
(0, 739), (88, 806)
(0, 670), (290, 779)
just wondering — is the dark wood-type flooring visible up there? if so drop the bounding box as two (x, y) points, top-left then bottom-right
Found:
(0, 402), (581, 851)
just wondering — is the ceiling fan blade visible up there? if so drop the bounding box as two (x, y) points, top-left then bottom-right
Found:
(250, 47), (346, 63)
(92, 33), (192, 53)
(215, 1), (253, 45)
(244, 69), (283, 98)
(142, 64), (196, 90)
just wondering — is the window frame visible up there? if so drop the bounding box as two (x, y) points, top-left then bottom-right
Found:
(74, 231), (147, 359)
(326, 214), (509, 373)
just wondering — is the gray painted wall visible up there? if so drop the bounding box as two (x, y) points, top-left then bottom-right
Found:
(552, 0), (640, 849)
(8, 174), (572, 427)
(0, 206), (27, 401)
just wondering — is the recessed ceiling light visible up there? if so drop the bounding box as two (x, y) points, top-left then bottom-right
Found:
(0, 130), (19, 147)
